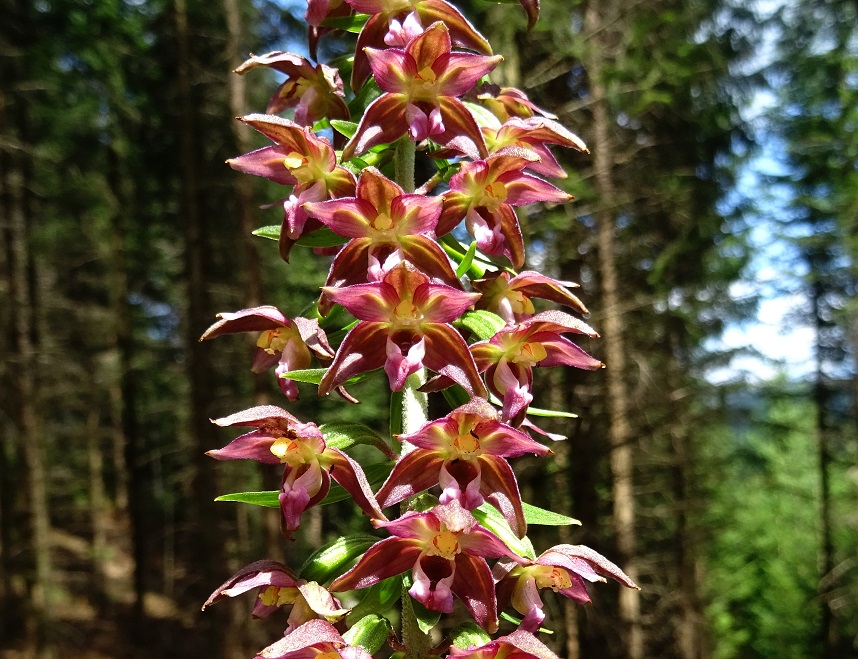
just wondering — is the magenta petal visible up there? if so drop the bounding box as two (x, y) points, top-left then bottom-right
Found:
(503, 173), (572, 206)
(458, 526), (522, 562)
(422, 325), (487, 397)
(200, 306), (289, 340)
(396, 416), (458, 451)
(410, 554), (455, 613)
(414, 284), (480, 322)
(203, 560), (297, 609)
(436, 97), (488, 159)
(478, 456), (526, 537)
(254, 619), (345, 659)
(477, 420), (550, 457)
(319, 322), (388, 396)
(303, 197), (377, 238)
(538, 336), (604, 370)
(329, 537), (423, 591)
(385, 335), (426, 391)
(376, 450), (445, 508)
(323, 282), (398, 321)
(557, 576), (593, 604)
(206, 430), (282, 464)
(414, 1), (492, 54)
(227, 146), (298, 185)
(398, 236), (461, 287)
(365, 46), (414, 93)
(325, 448), (386, 522)
(451, 553), (498, 632)
(393, 194), (443, 234)
(436, 52), (504, 97)
(342, 94), (408, 160)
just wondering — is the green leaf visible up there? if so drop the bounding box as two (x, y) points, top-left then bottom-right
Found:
(342, 614), (392, 655)
(214, 491), (278, 507)
(279, 368), (378, 386)
(441, 385), (470, 410)
(252, 224), (280, 241)
(389, 389), (403, 436)
(524, 406), (578, 419)
(455, 310), (506, 340)
(296, 227), (348, 248)
(472, 503), (536, 560)
(320, 422), (395, 458)
(300, 534), (379, 584)
(450, 622), (492, 650)
(320, 13), (370, 32)
(331, 119), (359, 139)
(488, 394), (578, 418)
(455, 240), (478, 278)
(349, 575), (403, 619)
(279, 368), (326, 384)
(463, 101), (503, 130)
(216, 462), (394, 511)
(500, 611), (553, 634)
(522, 502), (581, 526)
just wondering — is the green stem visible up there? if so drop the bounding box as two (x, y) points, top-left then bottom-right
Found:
(395, 136), (416, 193)
(393, 135), (430, 659)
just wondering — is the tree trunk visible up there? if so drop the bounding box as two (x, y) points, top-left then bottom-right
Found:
(583, 3), (642, 657)
(174, 0), (224, 653)
(811, 281), (836, 657)
(106, 137), (147, 624)
(5, 107), (55, 659)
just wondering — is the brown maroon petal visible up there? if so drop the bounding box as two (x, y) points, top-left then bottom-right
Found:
(451, 553), (499, 632)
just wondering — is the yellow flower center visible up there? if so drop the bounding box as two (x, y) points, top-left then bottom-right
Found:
(282, 150), (319, 185)
(316, 652), (342, 659)
(507, 291), (535, 315)
(453, 432), (481, 459)
(258, 585), (300, 607)
(511, 341), (547, 365)
(394, 298), (418, 320)
(372, 212), (394, 232)
(257, 328), (290, 355)
(269, 436), (316, 466)
(430, 530), (460, 558)
(533, 566), (573, 592)
(417, 66), (437, 84)
(475, 180), (508, 209)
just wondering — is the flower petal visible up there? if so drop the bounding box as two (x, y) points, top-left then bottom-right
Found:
(478, 455), (526, 537)
(422, 325), (487, 397)
(325, 448), (387, 522)
(323, 282), (399, 321)
(413, 284), (480, 322)
(342, 94), (408, 160)
(415, 0), (492, 54)
(375, 450), (445, 508)
(203, 560), (298, 609)
(451, 553), (498, 632)
(227, 146), (298, 185)
(319, 322), (389, 396)
(200, 306), (289, 340)
(330, 537), (423, 591)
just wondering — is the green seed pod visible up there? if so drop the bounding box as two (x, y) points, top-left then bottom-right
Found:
(342, 614), (392, 655)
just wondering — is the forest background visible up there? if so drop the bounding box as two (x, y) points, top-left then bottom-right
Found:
(1, 0), (856, 657)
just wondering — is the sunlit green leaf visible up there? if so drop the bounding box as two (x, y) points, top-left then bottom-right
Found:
(252, 224), (280, 241)
(522, 502), (581, 526)
(320, 13), (370, 32)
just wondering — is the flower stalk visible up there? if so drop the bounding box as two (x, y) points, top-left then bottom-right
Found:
(200, 2), (640, 658)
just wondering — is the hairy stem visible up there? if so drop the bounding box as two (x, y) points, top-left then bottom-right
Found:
(393, 136), (431, 659)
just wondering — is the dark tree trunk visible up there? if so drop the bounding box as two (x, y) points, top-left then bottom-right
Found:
(583, 2), (642, 656)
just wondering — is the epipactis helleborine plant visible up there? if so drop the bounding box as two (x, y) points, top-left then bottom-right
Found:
(201, 0), (639, 657)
